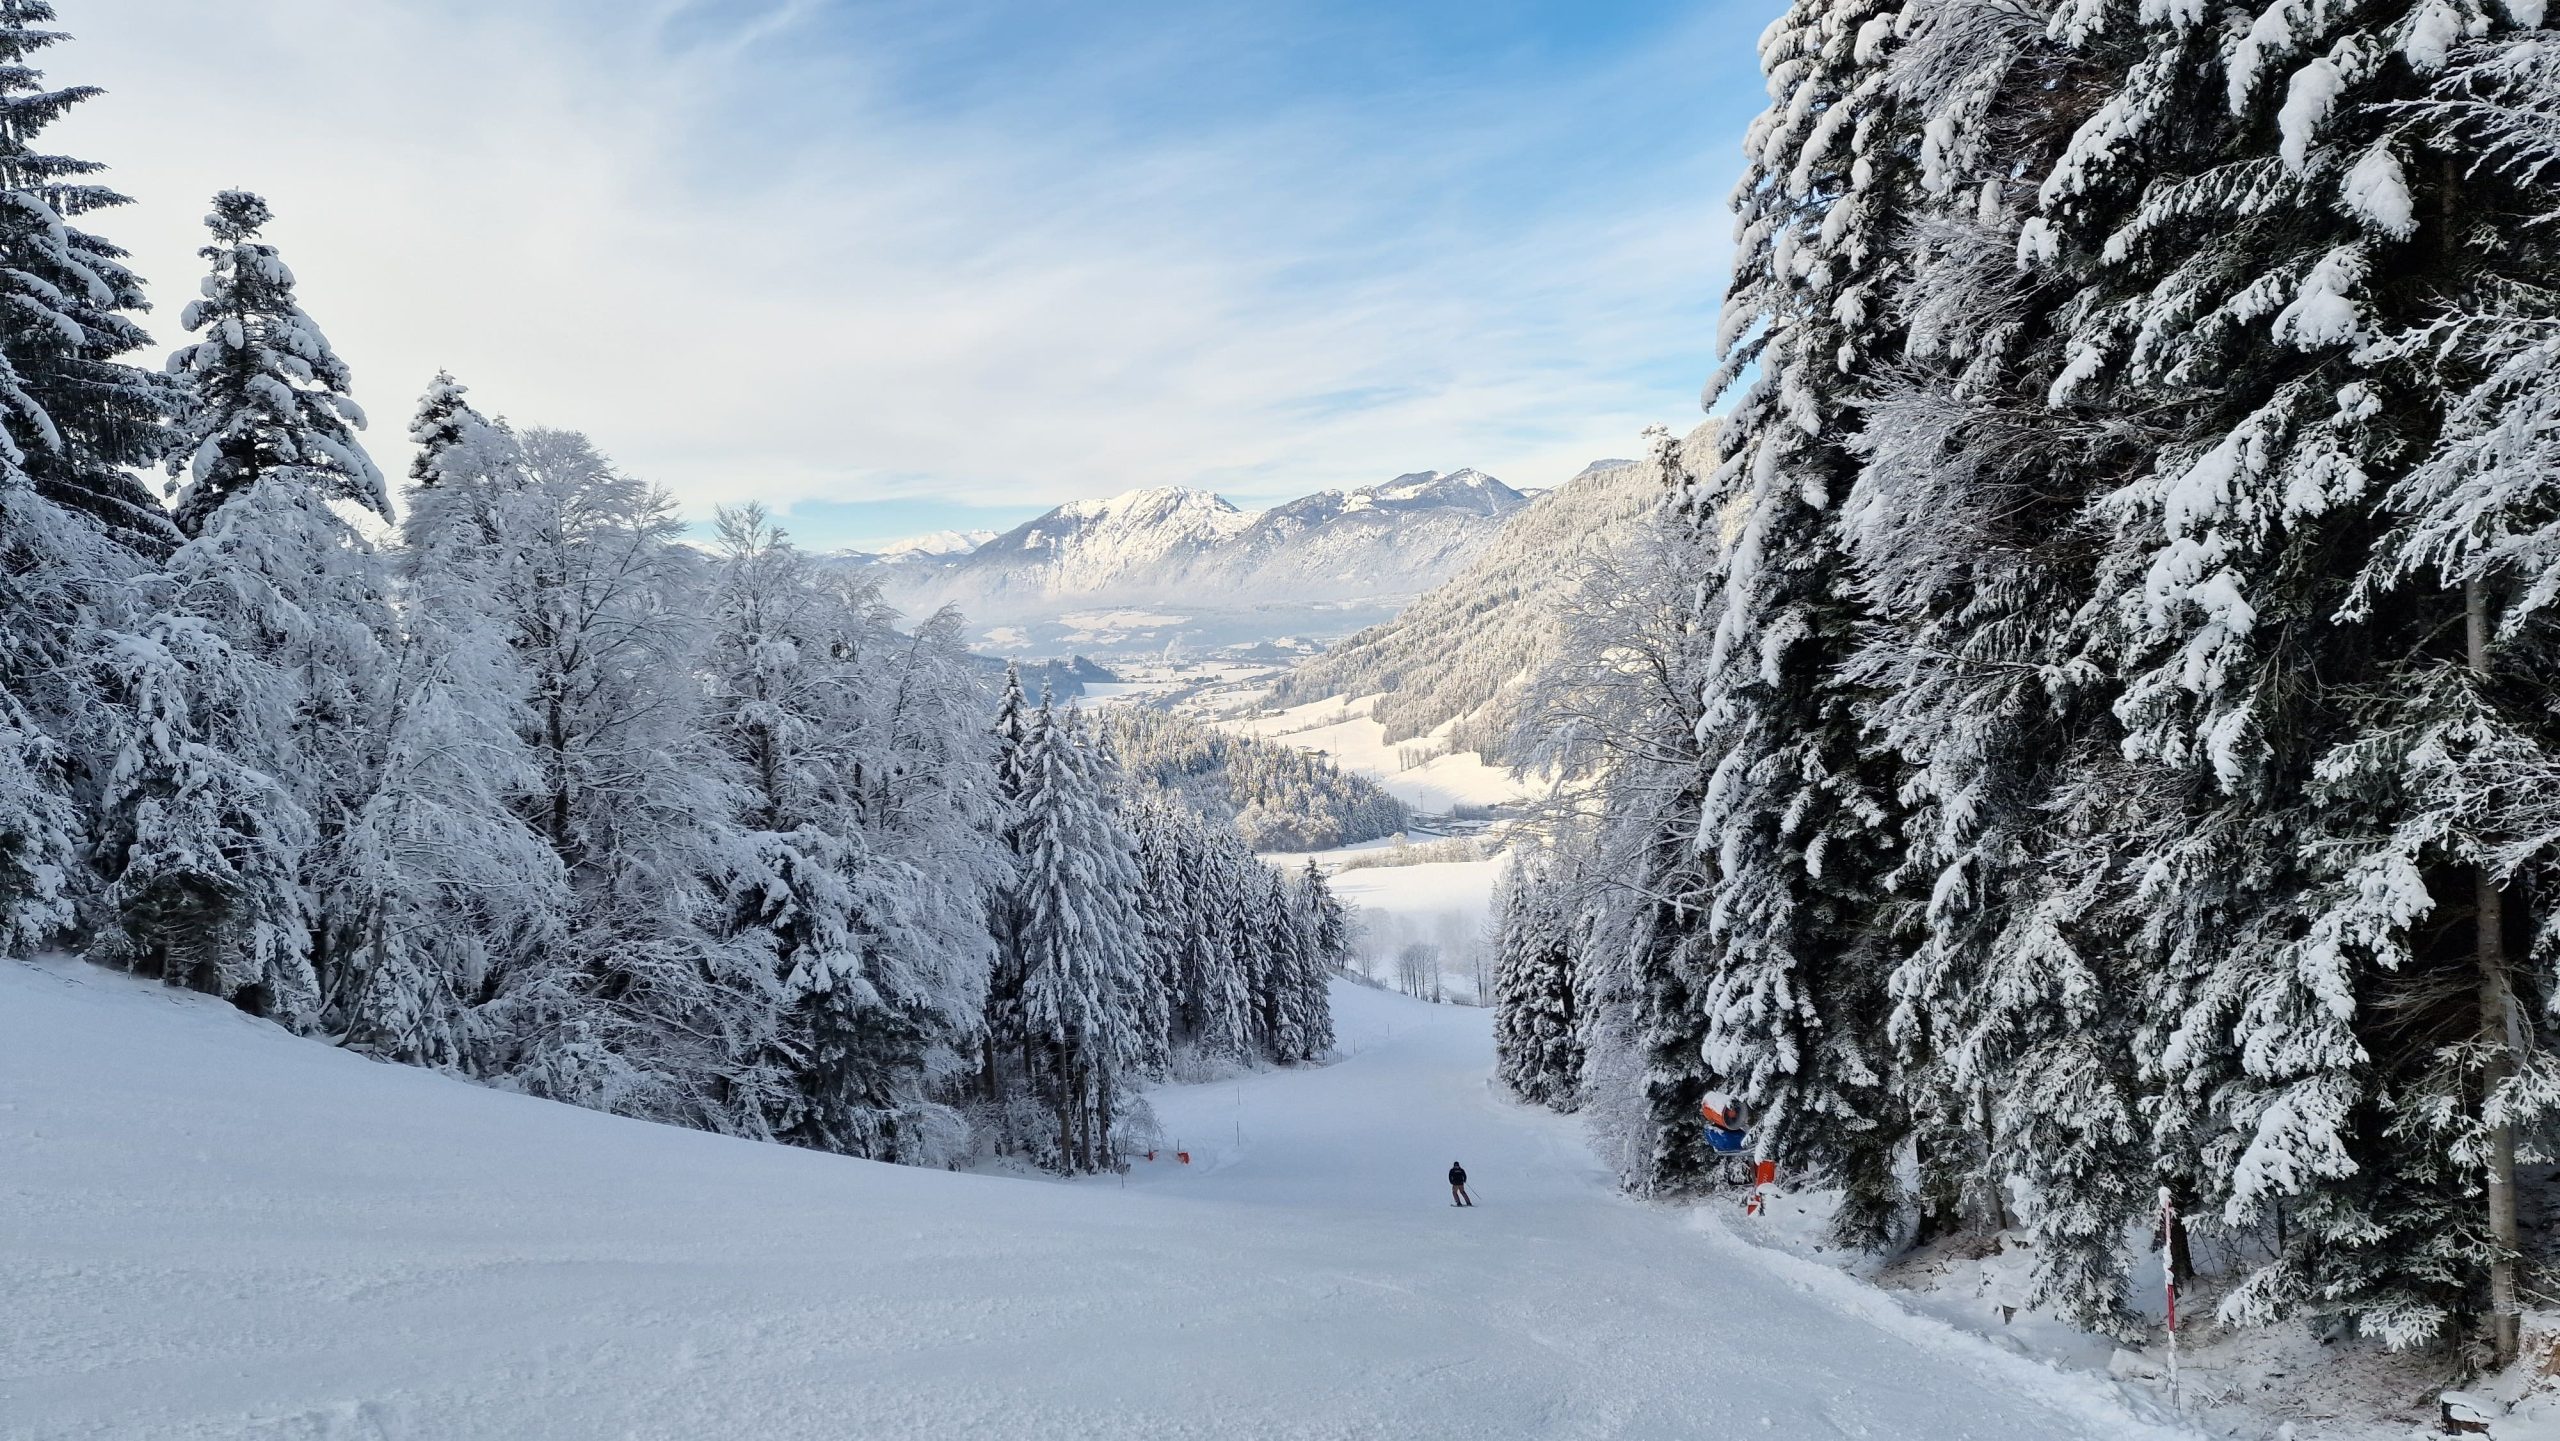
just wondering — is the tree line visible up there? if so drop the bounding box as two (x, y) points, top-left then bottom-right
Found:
(1496, 0), (2560, 1365)
(0, 1), (1341, 1177)
(1097, 704), (1408, 852)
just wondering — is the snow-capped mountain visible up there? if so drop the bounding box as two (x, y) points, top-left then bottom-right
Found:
(1204, 469), (1522, 596)
(855, 469), (1531, 653)
(938, 486), (1255, 603)
(831, 527), (997, 572)
(1265, 430), (1707, 761)
(879, 528), (996, 558)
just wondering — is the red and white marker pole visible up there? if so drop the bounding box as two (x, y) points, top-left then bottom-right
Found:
(2159, 1186), (2180, 1408)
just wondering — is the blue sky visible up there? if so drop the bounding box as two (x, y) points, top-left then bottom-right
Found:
(60, 0), (1774, 550)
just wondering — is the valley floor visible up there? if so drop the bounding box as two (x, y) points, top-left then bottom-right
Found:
(5, 960), (2190, 1441)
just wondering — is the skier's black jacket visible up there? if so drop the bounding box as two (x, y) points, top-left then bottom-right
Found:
(1448, 1164), (1467, 1187)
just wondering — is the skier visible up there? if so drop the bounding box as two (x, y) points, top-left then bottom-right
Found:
(1448, 1161), (1473, 1207)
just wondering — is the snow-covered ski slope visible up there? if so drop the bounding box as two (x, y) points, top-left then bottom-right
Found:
(5, 959), (2189, 1441)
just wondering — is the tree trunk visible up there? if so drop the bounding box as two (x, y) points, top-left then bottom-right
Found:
(1096, 1068), (1115, 1173)
(2469, 577), (2522, 1369)
(1979, 1088), (2014, 1233)
(1057, 1052), (1078, 1174)
(2165, 1185), (2195, 1286)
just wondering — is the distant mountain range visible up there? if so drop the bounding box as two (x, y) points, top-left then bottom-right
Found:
(842, 469), (1539, 655)
(1266, 426), (1713, 761)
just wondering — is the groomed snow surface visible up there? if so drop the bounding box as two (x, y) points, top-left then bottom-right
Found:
(6, 959), (2195, 1441)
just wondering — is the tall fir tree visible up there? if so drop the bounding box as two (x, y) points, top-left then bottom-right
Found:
(163, 192), (385, 534)
(1691, 0), (1919, 1242)
(2012, 0), (2560, 1353)
(1013, 697), (1147, 1171)
(1493, 851), (1583, 1111)
(0, 0), (173, 552)
(1825, 0), (2161, 1327)
(99, 192), (397, 1024)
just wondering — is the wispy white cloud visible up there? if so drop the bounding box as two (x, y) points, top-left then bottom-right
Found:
(53, 0), (1753, 544)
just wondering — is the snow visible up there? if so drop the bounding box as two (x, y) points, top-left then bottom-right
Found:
(2276, 58), (2345, 172)
(877, 528), (996, 558)
(1327, 855), (1502, 921)
(2342, 145), (2416, 238)
(1057, 608), (1193, 643)
(2403, 0), (2462, 70)
(2271, 246), (2367, 349)
(1224, 694), (1529, 813)
(6, 956), (2199, 1441)
(1329, 855), (1506, 1000)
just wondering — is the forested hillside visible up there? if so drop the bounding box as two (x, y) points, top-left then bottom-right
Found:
(1265, 453), (1675, 762)
(0, 3), (1342, 1182)
(1097, 706), (1408, 851)
(1493, 0), (2560, 1373)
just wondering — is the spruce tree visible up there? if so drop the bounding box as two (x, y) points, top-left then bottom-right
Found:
(1013, 698), (1146, 1170)
(163, 192), (386, 534)
(1493, 852), (1583, 1111)
(0, 446), (95, 955)
(2014, 0), (2560, 1352)
(407, 370), (475, 488)
(1829, 0), (2161, 1325)
(1690, 0), (1917, 1245)
(1295, 858), (1350, 972)
(0, 1), (172, 552)
(99, 193), (398, 1024)
(981, 660), (1035, 1106)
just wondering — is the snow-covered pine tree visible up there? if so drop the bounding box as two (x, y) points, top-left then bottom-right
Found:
(980, 660), (1035, 1110)
(1254, 862), (1320, 1063)
(0, 0), (175, 954)
(1294, 858), (1351, 973)
(163, 192), (385, 534)
(2315, 23), (2560, 1361)
(1493, 850), (1583, 1111)
(1013, 696), (1147, 1171)
(1182, 822), (1257, 1066)
(88, 611), (315, 1012)
(1123, 787), (1194, 1075)
(1289, 874), (1338, 1060)
(1825, 0), (2159, 1328)
(0, 1), (174, 553)
(1081, 712), (1170, 1081)
(2020, 0), (2557, 1353)
(1699, 2), (1918, 1238)
(0, 433), (107, 957)
(98, 193), (399, 1026)
(407, 370), (476, 488)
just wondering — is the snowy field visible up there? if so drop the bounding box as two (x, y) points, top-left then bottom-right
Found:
(7, 957), (2194, 1441)
(1218, 693), (1527, 815)
(1327, 858), (1504, 1002)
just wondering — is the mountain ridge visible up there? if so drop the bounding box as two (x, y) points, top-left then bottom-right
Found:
(1262, 424), (1712, 762)
(853, 469), (1531, 642)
